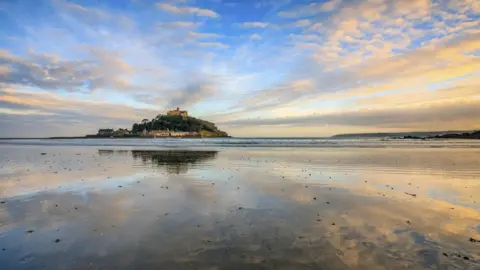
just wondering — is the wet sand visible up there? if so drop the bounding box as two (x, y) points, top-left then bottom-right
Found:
(0, 144), (479, 269)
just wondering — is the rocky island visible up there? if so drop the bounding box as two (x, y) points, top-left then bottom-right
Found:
(89, 108), (229, 138)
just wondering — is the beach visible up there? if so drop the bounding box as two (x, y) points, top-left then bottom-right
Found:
(0, 139), (479, 269)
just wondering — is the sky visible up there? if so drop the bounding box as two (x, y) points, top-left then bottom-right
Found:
(0, 0), (479, 137)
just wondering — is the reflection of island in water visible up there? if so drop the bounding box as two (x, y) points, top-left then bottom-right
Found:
(98, 150), (218, 174)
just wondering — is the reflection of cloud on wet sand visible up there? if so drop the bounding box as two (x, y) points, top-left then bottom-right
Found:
(1, 146), (479, 269)
(234, 173), (480, 266)
(0, 147), (145, 197)
(0, 147), (219, 197)
(1, 175), (479, 269)
(322, 194), (479, 268)
(223, 148), (480, 208)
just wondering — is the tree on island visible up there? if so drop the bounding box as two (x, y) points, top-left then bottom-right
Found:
(130, 115), (228, 137)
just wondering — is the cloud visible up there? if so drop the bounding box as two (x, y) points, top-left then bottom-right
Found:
(232, 78), (316, 112)
(227, 31), (479, 131)
(0, 100), (36, 111)
(254, 0), (292, 9)
(52, 0), (137, 29)
(0, 48), (136, 93)
(0, 65), (11, 76)
(0, 87), (162, 136)
(314, 0), (479, 65)
(187, 31), (221, 39)
(239, 22), (270, 28)
(0, 88), (157, 121)
(196, 42), (229, 49)
(283, 19), (314, 28)
(356, 83), (480, 109)
(394, 0), (432, 18)
(348, 33), (479, 83)
(294, 19), (311, 27)
(448, 0), (480, 13)
(220, 98), (480, 130)
(133, 69), (230, 109)
(307, 22), (323, 32)
(156, 2), (219, 18)
(156, 21), (199, 28)
(278, 0), (342, 18)
(289, 34), (322, 42)
(54, 0), (109, 22)
(2, 0), (479, 137)
(133, 79), (219, 109)
(0, 111), (136, 137)
(168, 81), (217, 108)
(1, 0), (230, 137)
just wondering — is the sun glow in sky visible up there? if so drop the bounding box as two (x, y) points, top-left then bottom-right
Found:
(0, 0), (479, 137)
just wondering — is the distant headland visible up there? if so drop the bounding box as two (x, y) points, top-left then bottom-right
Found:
(332, 130), (480, 140)
(88, 108), (229, 138)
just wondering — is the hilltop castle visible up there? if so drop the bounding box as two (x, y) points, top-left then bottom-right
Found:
(167, 107), (188, 117)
